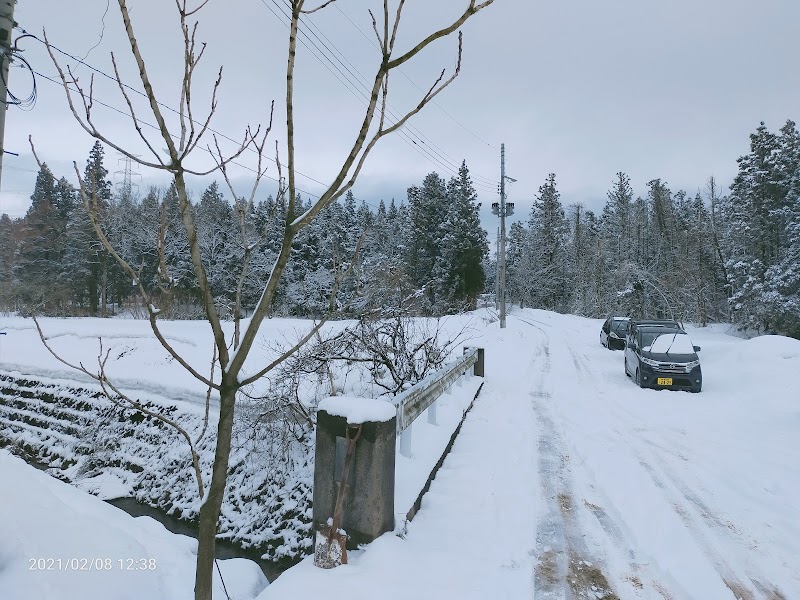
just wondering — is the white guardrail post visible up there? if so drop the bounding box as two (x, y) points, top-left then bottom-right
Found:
(399, 421), (413, 457)
(427, 397), (438, 425)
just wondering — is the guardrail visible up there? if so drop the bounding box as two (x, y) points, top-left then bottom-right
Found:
(394, 347), (483, 457)
(312, 346), (484, 562)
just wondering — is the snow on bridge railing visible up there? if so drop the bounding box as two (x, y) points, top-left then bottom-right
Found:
(394, 346), (484, 457)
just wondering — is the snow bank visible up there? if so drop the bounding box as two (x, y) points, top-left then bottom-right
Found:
(317, 396), (396, 424)
(0, 450), (267, 600)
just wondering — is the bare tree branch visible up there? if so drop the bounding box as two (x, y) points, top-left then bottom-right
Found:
(301, 0), (337, 14)
(387, 0), (493, 70)
(239, 234), (364, 387)
(109, 52), (166, 165)
(31, 317), (206, 498)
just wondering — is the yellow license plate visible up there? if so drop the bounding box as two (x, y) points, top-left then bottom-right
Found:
(657, 377), (673, 386)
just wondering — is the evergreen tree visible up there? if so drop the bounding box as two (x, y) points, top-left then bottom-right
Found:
(195, 182), (236, 304)
(433, 162), (488, 311)
(15, 164), (70, 310)
(527, 173), (568, 310)
(0, 214), (17, 310)
(722, 122), (784, 330)
(602, 172), (634, 264)
(62, 142), (114, 314)
(406, 173), (448, 308)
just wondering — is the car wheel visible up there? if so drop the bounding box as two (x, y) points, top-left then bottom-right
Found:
(635, 368), (642, 387)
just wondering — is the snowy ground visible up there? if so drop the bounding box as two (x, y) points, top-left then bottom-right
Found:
(0, 450), (267, 600)
(263, 309), (800, 600)
(2, 309), (798, 599)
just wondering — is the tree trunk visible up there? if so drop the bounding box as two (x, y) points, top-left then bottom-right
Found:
(89, 260), (99, 315)
(101, 254), (108, 318)
(194, 380), (237, 600)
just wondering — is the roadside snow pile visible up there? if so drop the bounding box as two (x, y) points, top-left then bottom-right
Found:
(698, 330), (800, 399)
(0, 372), (314, 562)
(0, 450), (268, 600)
(728, 333), (800, 360)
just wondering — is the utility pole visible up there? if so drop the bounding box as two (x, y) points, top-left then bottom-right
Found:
(0, 0), (16, 192)
(495, 227), (500, 310)
(492, 143), (515, 328)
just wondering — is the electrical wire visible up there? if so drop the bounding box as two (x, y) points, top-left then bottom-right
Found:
(77, 0), (110, 63)
(333, 2), (498, 151)
(308, 2), (499, 185)
(20, 15), (494, 209)
(16, 27), (373, 203)
(30, 67), (332, 205)
(293, 0), (500, 190)
(261, 0), (498, 192)
(2, 51), (37, 109)
(260, 0), (468, 186)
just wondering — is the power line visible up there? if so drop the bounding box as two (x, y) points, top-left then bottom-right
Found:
(290, 0), (498, 186)
(21, 26), (448, 208)
(261, 0), (484, 189)
(16, 27), (349, 195)
(294, 0), (499, 188)
(21, 21), (493, 211)
(260, 0), (498, 192)
(332, 3), (498, 151)
(29, 67), (339, 206)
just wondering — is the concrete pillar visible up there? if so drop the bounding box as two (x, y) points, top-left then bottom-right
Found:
(474, 347), (485, 377)
(313, 410), (396, 549)
(464, 346), (485, 377)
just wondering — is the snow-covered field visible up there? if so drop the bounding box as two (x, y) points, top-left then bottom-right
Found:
(2, 309), (798, 599)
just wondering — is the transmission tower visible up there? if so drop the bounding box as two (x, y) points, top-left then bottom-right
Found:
(114, 154), (141, 199)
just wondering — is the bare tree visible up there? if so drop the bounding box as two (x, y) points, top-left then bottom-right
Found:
(38, 0), (495, 597)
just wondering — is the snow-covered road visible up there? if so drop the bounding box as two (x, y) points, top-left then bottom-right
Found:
(515, 309), (797, 600)
(2, 309), (798, 599)
(266, 308), (799, 600)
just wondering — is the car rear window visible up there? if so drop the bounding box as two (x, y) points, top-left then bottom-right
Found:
(643, 332), (695, 354)
(611, 320), (628, 334)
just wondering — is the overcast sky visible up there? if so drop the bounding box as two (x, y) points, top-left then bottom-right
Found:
(2, 0), (799, 248)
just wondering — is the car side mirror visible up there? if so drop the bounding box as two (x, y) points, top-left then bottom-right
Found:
(693, 345), (701, 352)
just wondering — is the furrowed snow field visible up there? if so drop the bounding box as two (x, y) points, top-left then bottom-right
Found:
(1, 309), (798, 599)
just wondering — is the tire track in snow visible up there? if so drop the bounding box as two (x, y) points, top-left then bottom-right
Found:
(563, 344), (687, 599)
(634, 445), (788, 600)
(525, 325), (619, 600)
(598, 391), (789, 600)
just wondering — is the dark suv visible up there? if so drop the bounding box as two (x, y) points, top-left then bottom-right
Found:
(624, 324), (702, 392)
(601, 316), (630, 350)
(625, 318), (684, 336)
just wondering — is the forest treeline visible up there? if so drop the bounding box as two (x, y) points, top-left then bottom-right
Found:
(0, 145), (488, 318)
(507, 120), (800, 338)
(1, 120), (798, 337)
